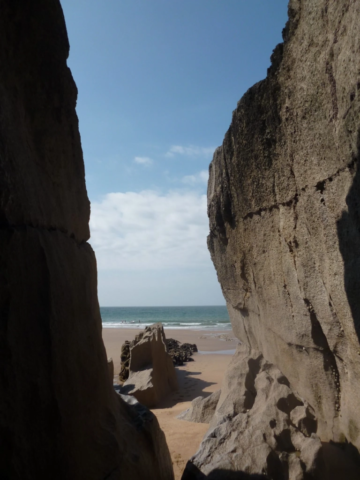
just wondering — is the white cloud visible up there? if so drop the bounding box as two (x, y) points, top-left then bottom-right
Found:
(89, 190), (211, 271)
(165, 145), (215, 158)
(182, 170), (209, 186)
(98, 269), (225, 306)
(134, 156), (153, 165)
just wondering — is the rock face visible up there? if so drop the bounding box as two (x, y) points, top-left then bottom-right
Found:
(119, 338), (137, 383)
(0, 2), (173, 479)
(108, 358), (115, 383)
(185, 345), (360, 479)
(207, 0), (360, 451)
(122, 324), (178, 407)
(119, 331), (195, 382)
(182, 462), (268, 480)
(166, 338), (198, 366)
(178, 390), (221, 424)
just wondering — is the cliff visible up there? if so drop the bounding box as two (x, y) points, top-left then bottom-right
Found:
(0, 1), (173, 479)
(188, 0), (360, 477)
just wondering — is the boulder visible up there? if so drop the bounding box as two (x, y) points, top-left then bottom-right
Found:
(119, 340), (131, 382)
(178, 390), (221, 424)
(184, 345), (360, 479)
(207, 0), (360, 453)
(0, 2), (173, 478)
(122, 323), (178, 407)
(119, 336), (198, 381)
(166, 338), (198, 365)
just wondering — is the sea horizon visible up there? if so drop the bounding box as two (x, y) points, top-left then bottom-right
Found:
(100, 305), (231, 330)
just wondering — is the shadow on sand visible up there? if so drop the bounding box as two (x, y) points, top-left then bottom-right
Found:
(156, 367), (217, 409)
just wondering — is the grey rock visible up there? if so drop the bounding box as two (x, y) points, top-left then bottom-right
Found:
(122, 323), (178, 407)
(178, 390), (221, 424)
(187, 345), (360, 479)
(208, 0), (360, 450)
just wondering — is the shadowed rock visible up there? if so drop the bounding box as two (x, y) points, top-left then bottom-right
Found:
(166, 338), (198, 366)
(186, 346), (360, 479)
(182, 461), (268, 479)
(108, 358), (114, 383)
(0, 2), (173, 478)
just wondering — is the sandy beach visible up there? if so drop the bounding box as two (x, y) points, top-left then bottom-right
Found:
(102, 327), (238, 480)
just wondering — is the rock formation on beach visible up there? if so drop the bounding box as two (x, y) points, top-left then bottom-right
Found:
(121, 323), (178, 408)
(166, 338), (198, 365)
(185, 345), (360, 479)
(0, 1), (173, 479)
(119, 333), (198, 383)
(185, 0), (360, 478)
(178, 390), (221, 424)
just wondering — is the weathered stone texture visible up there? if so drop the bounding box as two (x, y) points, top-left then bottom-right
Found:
(178, 390), (221, 424)
(122, 323), (178, 408)
(184, 346), (360, 480)
(0, 1), (173, 479)
(208, 0), (360, 452)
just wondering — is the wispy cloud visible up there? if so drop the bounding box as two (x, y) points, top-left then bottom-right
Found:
(134, 156), (153, 166)
(182, 170), (209, 186)
(165, 145), (216, 158)
(89, 190), (210, 271)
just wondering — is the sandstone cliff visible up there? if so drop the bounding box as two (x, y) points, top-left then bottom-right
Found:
(186, 0), (360, 477)
(208, 0), (360, 446)
(0, 1), (173, 479)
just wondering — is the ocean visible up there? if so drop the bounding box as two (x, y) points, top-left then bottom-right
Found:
(101, 305), (231, 330)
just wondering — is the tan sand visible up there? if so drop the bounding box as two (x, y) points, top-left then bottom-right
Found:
(102, 327), (238, 373)
(102, 327), (238, 480)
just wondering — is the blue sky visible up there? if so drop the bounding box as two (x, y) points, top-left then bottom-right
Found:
(60, 0), (288, 306)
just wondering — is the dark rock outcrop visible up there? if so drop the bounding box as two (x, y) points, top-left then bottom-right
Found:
(0, 2), (173, 479)
(121, 323), (178, 407)
(166, 338), (198, 365)
(207, 0), (360, 449)
(182, 461), (268, 480)
(119, 341), (131, 382)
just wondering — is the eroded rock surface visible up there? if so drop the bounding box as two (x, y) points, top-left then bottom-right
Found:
(119, 331), (195, 382)
(122, 323), (178, 407)
(208, 0), (360, 451)
(166, 338), (198, 366)
(0, 2), (173, 479)
(120, 339), (137, 383)
(184, 346), (360, 480)
(178, 390), (221, 424)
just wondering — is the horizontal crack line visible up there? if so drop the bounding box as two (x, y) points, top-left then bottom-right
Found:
(0, 223), (87, 245)
(242, 156), (358, 221)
